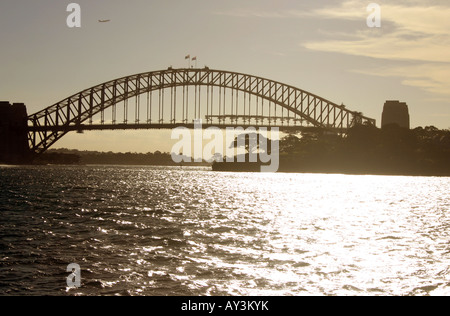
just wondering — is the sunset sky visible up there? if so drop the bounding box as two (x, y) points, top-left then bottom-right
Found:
(1, 0), (449, 153)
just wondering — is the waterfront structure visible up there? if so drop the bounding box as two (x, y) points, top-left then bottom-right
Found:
(382, 101), (410, 129)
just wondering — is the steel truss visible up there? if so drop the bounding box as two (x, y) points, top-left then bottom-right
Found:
(28, 68), (376, 154)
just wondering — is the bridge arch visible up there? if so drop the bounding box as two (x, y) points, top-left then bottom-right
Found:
(28, 68), (376, 154)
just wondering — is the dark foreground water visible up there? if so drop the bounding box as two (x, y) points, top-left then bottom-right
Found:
(0, 165), (449, 296)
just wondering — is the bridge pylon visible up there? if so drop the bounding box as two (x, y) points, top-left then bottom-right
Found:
(0, 102), (33, 164)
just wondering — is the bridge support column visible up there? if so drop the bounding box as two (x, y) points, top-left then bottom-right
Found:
(0, 102), (33, 164)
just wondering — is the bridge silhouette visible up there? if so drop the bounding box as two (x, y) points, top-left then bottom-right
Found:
(25, 67), (376, 156)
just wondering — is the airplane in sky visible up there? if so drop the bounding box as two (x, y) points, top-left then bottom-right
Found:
(98, 20), (111, 23)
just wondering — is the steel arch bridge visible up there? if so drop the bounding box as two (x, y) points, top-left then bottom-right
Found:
(28, 67), (376, 155)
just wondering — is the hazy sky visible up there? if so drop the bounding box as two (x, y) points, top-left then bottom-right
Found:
(1, 0), (449, 152)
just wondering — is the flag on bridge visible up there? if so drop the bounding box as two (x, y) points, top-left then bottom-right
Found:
(192, 57), (197, 61)
(185, 55), (190, 59)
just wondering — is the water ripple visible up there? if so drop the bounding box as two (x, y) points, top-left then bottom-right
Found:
(0, 166), (449, 296)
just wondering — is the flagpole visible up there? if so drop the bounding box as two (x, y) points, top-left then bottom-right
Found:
(185, 55), (191, 69)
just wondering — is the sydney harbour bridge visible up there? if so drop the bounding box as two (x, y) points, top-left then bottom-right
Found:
(0, 67), (376, 163)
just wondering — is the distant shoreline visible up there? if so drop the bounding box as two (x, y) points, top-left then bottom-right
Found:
(32, 149), (211, 167)
(3, 160), (449, 177)
(212, 161), (450, 177)
(6, 124), (449, 178)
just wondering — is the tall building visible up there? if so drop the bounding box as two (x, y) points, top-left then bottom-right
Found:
(381, 100), (410, 129)
(0, 101), (31, 163)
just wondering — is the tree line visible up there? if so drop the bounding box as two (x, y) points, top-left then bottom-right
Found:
(36, 125), (450, 176)
(277, 125), (450, 176)
(35, 149), (210, 166)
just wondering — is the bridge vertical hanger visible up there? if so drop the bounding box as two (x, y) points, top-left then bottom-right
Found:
(89, 88), (94, 125)
(185, 71), (189, 124)
(44, 109), (49, 148)
(161, 84), (164, 124)
(248, 86), (251, 124)
(218, 82), (222, 124)
(206, 80), (210, 124)
(235, 86), (239, 126)
(174, 85), (177, 124)
(146, 90), (151, 124)
(147, 73), (152, 124)
(124, 78), (129, 124)
(157, 72), (161, 124)
(223, 77), (226, 124)
(182, 84), (185, 124)
(231, 76), (234, 123)
(210, 84), (214, 125)
(112, 82), (117, 124)
(198, 84), (201, 122)
(77, 93), (83, 133)
(173, 71), (177, 124)
(101, 86), (105, 125)
(135, 75), (140, 124)
(243, 78), (247, 123)
(31, 115), (37, 149)
(55, 105), (60, 127)
(194, 72), (197, 120)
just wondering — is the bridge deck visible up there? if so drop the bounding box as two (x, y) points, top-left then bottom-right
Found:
(27, 123), (344, 133)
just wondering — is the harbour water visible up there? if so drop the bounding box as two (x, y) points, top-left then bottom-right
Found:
(0, 165), (449, 296)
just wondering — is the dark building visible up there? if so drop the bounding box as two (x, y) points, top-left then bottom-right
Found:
(0, 101), (31, 164)
(381, 100), (410, 129)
